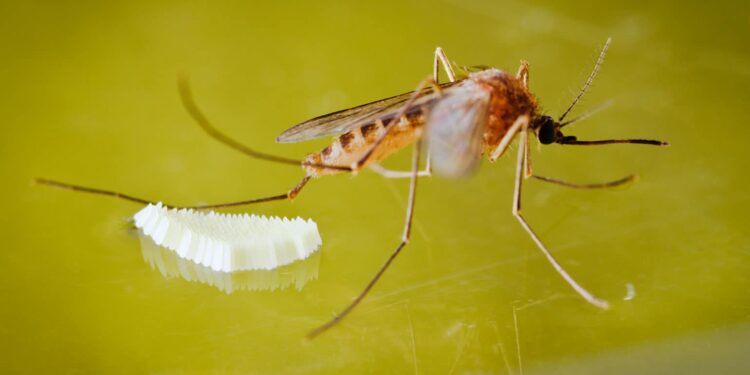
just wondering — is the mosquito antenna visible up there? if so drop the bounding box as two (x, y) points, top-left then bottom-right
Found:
(559, 100), (613, 128)
(558, 38), (611, 123)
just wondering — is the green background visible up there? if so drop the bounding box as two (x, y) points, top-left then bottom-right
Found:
(2, 0), (749, 373)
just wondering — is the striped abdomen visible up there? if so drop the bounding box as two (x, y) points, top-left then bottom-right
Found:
(304, 112), (426, 177)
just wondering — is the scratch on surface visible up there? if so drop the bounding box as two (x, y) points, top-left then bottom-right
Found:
(509, 295), (568, 375)
(513, 304), (523, 375)
(514, 294), (567, 311)
(368, 254), (529, 304)
(448, 323), (476, 375)
(405, 303), (419, 375)
(491, 321), (514, 375)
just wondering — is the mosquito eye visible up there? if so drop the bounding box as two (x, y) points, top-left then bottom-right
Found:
(538, 121), (556, 144)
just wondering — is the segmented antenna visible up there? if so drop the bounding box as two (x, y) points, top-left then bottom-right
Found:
(558, 37), (611, 122)
(559, 99), (613, 127)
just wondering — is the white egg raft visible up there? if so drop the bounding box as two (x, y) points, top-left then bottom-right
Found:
(133, 203), (322, 272)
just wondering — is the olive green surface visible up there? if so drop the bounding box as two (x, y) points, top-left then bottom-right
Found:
(2, 1), (748, 373)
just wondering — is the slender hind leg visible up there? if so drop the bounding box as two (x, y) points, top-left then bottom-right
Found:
(34, 175), (311, 210)
(179, 77), (351, 173)
(307, 140), (423, 339)
(511, 117), (610, 309)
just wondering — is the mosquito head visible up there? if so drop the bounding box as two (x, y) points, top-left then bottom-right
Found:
(532, 115), (567, 145)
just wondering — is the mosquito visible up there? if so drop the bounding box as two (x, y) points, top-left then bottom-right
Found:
(37, 38), (668, 339)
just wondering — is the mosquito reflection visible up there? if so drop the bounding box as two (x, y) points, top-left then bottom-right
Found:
(138, 233), (320, 293)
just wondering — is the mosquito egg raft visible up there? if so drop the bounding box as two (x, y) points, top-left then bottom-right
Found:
(133, 203), (322, 272)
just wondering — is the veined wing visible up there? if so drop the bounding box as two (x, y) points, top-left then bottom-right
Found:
(426, 80), (491, 178)
(276, 81), (461, 143)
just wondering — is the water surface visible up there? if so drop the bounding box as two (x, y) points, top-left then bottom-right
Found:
(2, 0), (748, 373)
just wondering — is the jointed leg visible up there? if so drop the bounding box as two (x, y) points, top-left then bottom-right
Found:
(434, 47), (457, 83)
(531, 174), (636, 189)
(523, 127), (532, 178)
(511, 118), (609, 309)
(426, 47), (460, 176)
(369, 163), (431, 179)
(307, 140), (423, 339)
(34, 175), (311, 210)
(193, 175), (311, 209)
(516, 61), (529, 88)
(489, 115), (527, 162)
(368, 47), (460, 177)
(357, 47), (456, 178)
(35, 178), (153, 206)
(424, 145), (432, 175)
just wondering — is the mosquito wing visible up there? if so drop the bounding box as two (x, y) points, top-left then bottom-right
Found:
(426, 80), (491, 178)
(276, 81), (460, 143)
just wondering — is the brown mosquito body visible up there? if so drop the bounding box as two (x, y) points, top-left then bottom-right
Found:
(36, 38), (668, 339)
(302, 68), (536, 177)
(303, 112), (426, 177)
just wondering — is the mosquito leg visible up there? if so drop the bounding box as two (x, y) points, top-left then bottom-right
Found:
(190, 175), (311, 209)
(531, 174), (637, 189)
(424, 146), (432, 175)
(516, 61), (529, 87)
(523, 127), (532, 178)
(428, 46), (456, 174)
(434, 47), (457, 83)
(510, 118), (609, 309)
(352, 47), (450, 175)
(34, 175), (311, 210)
(428, 47), (456, 174)
(489, 115), (526, 162)
(35, 178), (153, 205)
(307, 140), (422, 339)
(368, 163), (431, 179)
